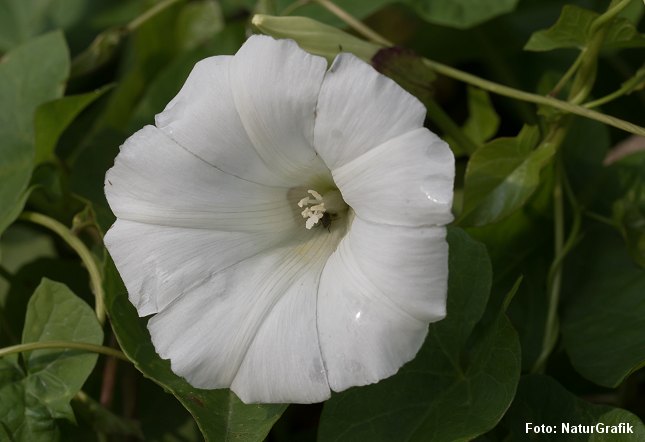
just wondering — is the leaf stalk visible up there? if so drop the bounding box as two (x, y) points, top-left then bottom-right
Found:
(19, 212), (106, 325)
(0, 340), (129, 362)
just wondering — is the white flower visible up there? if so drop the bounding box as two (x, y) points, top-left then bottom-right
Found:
(104, 35), (454, 404)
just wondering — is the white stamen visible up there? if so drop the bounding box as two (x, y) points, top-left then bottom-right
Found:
(308, 189), (323, 201)
(297, 190), (324, 208)
(298, 189), (327, 229)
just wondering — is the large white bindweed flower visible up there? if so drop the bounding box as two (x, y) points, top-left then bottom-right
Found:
(104, 35), (454, 404)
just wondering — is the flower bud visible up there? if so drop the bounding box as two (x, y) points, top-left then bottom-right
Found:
(251, 14), (381, 63)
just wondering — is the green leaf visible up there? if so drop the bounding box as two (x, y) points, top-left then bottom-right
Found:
(0, 189), (33, 238)
(405, 0), (518, 29)
(462, 86), (500, 146)
(70, 28), (125, 78)
(609, 152), (645, 268)
(129, 24), (245, 131)
(1, 257), (89, 348)
(103, 258), (286, 442)
(34, 86), (111, 165)
(561, 227), (645, 387)
(459, 125), (556, 226)
(524, 6), (597, 52)
(92, 0), (184, 133)
(524, 5), (645, 52)
(562, 118), (610, 207)
(175, 0), (224, 51)
(136, 376), (202, 442)
(563, 118), (643, 267)
(318, 228), (520, 442)
(506, 375), (645, 440)
(445, 86), (500, 156)
(0, 0), (86, 52)
(0, 31), (70, 237)
(70, 393), (143, 439)
(0, 279), (103, 441)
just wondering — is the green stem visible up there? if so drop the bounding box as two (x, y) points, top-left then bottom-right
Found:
(19, 212), (106, 325)
(584, 86), (630, 109)
(584, 67), (645, 108)
(569, 0), (632, 104)
(533, 173), (582, 373)
(0, 341), (129, 362)
(312, 0), (392, 46)
(425, 98), (479, 154)
(585, 210), (616, 226)
(589, 0), (633, 34)
(530, 0), (623, 371)
(532, 157), (564, 374)
(420, 58), (645, 136)
(126, 0), (183, 32)
(550, 53), (584, 97)
(568, 31), (607, 104)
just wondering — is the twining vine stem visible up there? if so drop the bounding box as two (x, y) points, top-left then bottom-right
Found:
(19, 211), (106, 325)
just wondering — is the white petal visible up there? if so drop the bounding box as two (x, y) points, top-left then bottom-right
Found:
(317, 218), (448, 392)
(155, 56), (292, 187)
(104, 219), (290, 316)
(147, 230), (342, 403)
(342, 217), (447, 322)
(105, 125), (299, 232)
(229, 35), (330, 183)
(333, 128), (454, 227)
(314, 53), (427, 170)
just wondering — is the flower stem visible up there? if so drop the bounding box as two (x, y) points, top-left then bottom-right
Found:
(312, 0), (393, 46)
(0, 341), (129, 362)
(19, 212), (106, 325)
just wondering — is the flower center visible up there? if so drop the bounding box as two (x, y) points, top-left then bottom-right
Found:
(297, 189), (347, 230)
